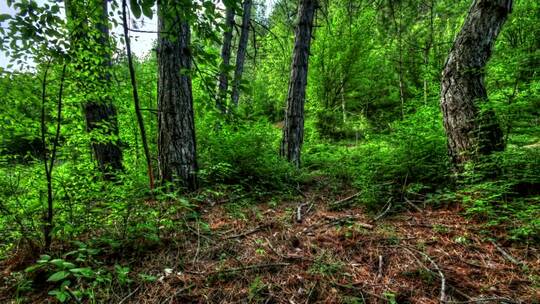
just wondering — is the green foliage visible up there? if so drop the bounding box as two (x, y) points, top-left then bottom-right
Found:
(0, 0), (539, 301)
(304, 105), (450, 207)
(457, 147), (540, 241)
(197, 116), (295, 189)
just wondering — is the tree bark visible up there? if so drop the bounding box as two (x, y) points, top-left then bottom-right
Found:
(65, 0), (123, 178)
(440, 0), (510, 165)
(280, 0), (317, 168)
(230, 0), (252, 108)
(217, 4), (235, 113)
(157, 2), (198, 191)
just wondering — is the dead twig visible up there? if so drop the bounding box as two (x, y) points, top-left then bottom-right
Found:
(118, 285), (141, 304)
(491, 241), (524, 267)
(377, 255), (383, 279)
(322, 215), (374, 230)
(223, 225), (266, 239)
(404, 247), (446, 303)
(404, 197), (424, 213)
(373, 198), (392, 221)
(296, 202), (313, 223)
(330, 191), (362, 208)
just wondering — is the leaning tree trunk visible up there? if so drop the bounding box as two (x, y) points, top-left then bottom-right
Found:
(440, 0), (511, 165)
(280, 0), (317, 168)
(217, 4), (235, 113)
(65, 0), (123, 177)
(157, 2), (198, 191)
(230, 0), (252, 108)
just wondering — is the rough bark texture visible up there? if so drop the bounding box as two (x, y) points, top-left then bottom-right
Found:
(217, 4), (235, 113)
(280, 0), (317, 168)
(440, 0), (510, 165)
(230, 0), (252, 108)
(65, 0), (123, 177)
(157, 3), (198, 191)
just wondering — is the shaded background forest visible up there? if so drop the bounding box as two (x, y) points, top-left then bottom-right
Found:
(0, 0), (539, 302)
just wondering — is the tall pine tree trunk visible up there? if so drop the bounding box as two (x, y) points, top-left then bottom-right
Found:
(440, 0), (510, 165)
(157, 2), (198, 190)
(230, 0), (252, 108)
(65, 0), (123, 177)
(280, 0), (317, 168)
(217, 4), (235, 113)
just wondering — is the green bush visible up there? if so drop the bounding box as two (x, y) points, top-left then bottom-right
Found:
(197, 116), (295, 190)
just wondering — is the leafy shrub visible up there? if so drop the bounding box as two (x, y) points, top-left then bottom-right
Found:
(304, 105), (450, 207)
(197, 116), (295, 190)
(458, 147), (540, 241)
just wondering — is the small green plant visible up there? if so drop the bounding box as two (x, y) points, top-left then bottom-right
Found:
(248, 276), (267, 302)
(308, 253), (344, 277)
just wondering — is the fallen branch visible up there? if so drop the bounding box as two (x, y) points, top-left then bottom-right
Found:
(373, 198), (392, 221)
(118, 285), (141, 304)
(224, 225), (266, 239)
(404, 197), (424, 213)
(377, 255), (383, 279)
(404, 247), (446, 303)
(330, 191), (362, 207)
(323, 215), (374, 230)
(296, 202), (314, 223)
(491, 241), (524, 267)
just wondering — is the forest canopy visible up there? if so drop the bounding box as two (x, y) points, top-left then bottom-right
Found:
(0, 0), (539, 302)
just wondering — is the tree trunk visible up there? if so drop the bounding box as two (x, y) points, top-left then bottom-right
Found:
(157, 2), (198, 191)
(121, 0), (154, 191)
(440, 0), (510, 165)
(217, 4), (235, 113)
(65, 0), (123, 178)
(280, 0), (317, 168)
(230, 0), (252, 108)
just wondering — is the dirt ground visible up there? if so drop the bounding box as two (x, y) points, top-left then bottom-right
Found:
(1, 188), (539, 303)
(131, 191), (540, 303)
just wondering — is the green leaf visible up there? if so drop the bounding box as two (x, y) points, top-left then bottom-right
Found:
(47, 271), (70, 282)
(141, 0), (153, 19)
(0, 14), (10, 22)
(130, 0), (142, 18)
(70, 267), (95, 277)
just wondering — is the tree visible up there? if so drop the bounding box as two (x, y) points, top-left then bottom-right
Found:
(217, 2), (236, 113)
(440, 0), (511, 165)
(121, 0), (154, 190)
(231, 0), (253, 108)
(157, 1), (198, 190)
(280, 0), (317, 167)
(65, 0), (123, 177)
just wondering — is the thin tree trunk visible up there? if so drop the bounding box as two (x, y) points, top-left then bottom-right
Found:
(65, 0), (123, 178)
(280, 0), (317, 168)
(217, 4), (235, 113)
(121, 0), (154, 191)
(157, 2), (198, 191)
(41, 63), (67, 250)
(397, 2), (405, 119)
(423, 0), (434, 106)
(440, 0), (510, 165)
(231, 0), (252, 108)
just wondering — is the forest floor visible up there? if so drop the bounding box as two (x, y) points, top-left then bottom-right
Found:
(2, 185), (539, 303)
(131, 187), (540, 304)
